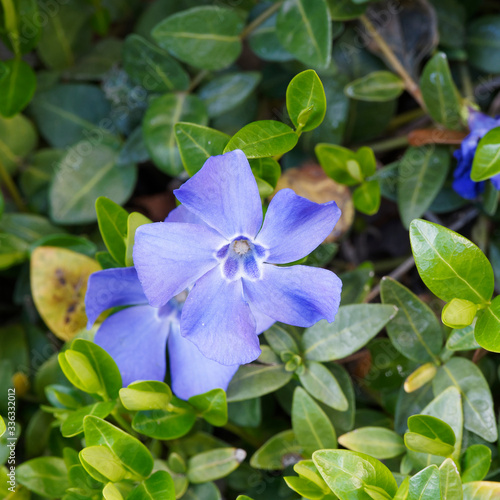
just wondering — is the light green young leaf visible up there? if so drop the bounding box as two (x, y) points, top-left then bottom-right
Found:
(17, 457), (69, 498)
(475, 293), (500, 352)
(188, 448), (245, 483)
(408, 465), (441, 500)
(119, 380), (172, 411)
(439, 458), (462, 500)
(188, 388), (227, 427)
(339, 427), (405, 459)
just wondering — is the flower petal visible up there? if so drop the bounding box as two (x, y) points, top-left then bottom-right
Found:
(134, 222), (225, 307)
(243, 264), (342, 327)
(174, 150), (263, 239)
(165, 204), (206, 225)
(94, 305), (169, 387)
(181, 267), (260, 365)
(255, 188), (341, 264)
(249, 304), (276, 334)
(168, 322), (239, 400)
(85, 267), (148, 328)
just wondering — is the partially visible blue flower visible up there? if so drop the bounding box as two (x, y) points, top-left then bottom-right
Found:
(453, 109), (500, 199)
(134, 150), (342, 366)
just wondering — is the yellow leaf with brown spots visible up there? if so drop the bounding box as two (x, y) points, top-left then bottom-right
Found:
(31, 247), (101, 341)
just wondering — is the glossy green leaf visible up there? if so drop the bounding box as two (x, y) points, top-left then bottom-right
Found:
(286, 70), (327, 132)
(250, 430), (302, 470)
(461, 445), (491, 483)
(313, 449), (398, 499)
(123, 34), (189, 93)
(345, 71), (405, 102)
(226, 363), (292, 402)
(380, 277), (442, 363)
(0, 59), (36, 117)
(327, 0), (365, 20)
(339, 427), (405, 459)
(50, 141), (137, 225)
(353, 180), (381, 215)
(471, 127), (500, 182)
(466, 16), (500, 74)
(463, 481), (500, 499)
(405, 415), (456, 457)
(276, 0), (331, 69)
(95, 196), (128, 266)
(408, 465), (441, 500)
(433, 358), (497, 442)
(17, 457), (69, 497)
(119, 380), (172, 411)
(446, 325), (480, 351)
(302, 304), (397, 362)
(394, 477), (410, 500)
(103, 482), (124, 500)
(442, 298), (478, 329)
(439, 458), (462, 500)
(189, 388), (227, 427)
(188, 448), (245, 483)
(82, 415), (153, 481)
(152, 6), (244, 70)
(409, 219), (494, 304)
(420, 52), (462, 129)
(30, 83), (111, 149)
(292, 387), (337, 456)
(61, 401), (115, 438)
(298, 361), (348, 411)
(284, 475), (326, 500)
(265, 324), (299, 357)
(398, 146), (450, 227)
(174, 122), (230, 176)
(143, 93), (208, 176)
(224, 120), (298, 158)
(128, 470), (176, 500)
(0, 113), (37, 174)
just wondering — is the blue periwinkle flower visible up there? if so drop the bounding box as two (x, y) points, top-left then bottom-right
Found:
(134, 150), (343, 366)
(453, 109), (500, 199)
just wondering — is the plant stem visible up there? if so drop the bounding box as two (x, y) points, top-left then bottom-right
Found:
(387, 108), (427, 131)
(360, 15), (426, 111)
(0, 159), (27, 212)
(240, 1), (283, 40)
(365, 135), (409, 154)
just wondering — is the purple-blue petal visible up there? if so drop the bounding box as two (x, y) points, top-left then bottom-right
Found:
(243, 264), (342, 327)
(164, 204), (206, 225)
(256, 188), (341, 264)
(94, 305), (170, 387)
(174, 150), (263, 239)
(249, 304), (276, 334)
(85, 267), (148, 328)
(168, 323), (239, 400)
(133, 222), (226, 307)
(180, 267), (261, 365)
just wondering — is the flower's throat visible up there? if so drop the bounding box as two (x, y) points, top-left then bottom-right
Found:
(233, 239), (251, 256)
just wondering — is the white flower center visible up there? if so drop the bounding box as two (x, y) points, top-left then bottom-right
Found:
(233, 239), (251, 256)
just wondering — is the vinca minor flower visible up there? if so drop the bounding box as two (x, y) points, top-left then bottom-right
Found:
(453, 109), (500, 199)
(85, 208), (240, 400)
(134, 150), (342, 366)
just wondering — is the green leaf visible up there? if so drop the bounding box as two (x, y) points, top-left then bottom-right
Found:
(394, 477), (410, 500)
(298, 361), (348, 411)
(353, 180), (381, 215)
(0, 416), (4, 438)
(302, 304), (397, 362)
(250, 430), (302, 470)
(125, 212), (151, 267)
(250, 157), (281, 190)
(345, 71), (405, 102)
(226, 363), (292, 402)
(143, 93), (208, 176)
(475, 294), (500, 350)
(152, 6), (244, 70)
(61, 401), (115, 438)
(184, 482), (221, 500)
(398, 146), (450, 227)
(284, 475), (327, 500)
(313, 449), (398, 499)
(224, 120), (298, 158)
(462, 481), (500, 499)
(103, 482), (124, 500)
(174, 123), (230, 176)
(95, 196), (128, 266)
(82, 415), (154, 481)
(339, 427), (405, 460)
(189, 388), (227, 427)
(442, 298), (478, 329)
(123, 34), (189, 93)
(17, 457), (69, 497)
(404, 363), (438, 393)
(409, 219), (494, 304)
(119, 380), (172, 411)
(286, 70), (327, 132)
(199, 72), (261, 118)
(433, 358), (497, 442)
(50, 141), (137, 225)
(0, 59), (36, 117)
(380, 277), (442, 363)
(292, 387), (337, 456)
(188, 448), (245, 483)
(30, 83), (111, 148)
(0, 233), (29, 269)
(408, 465), (441, 500)
(0, 113), (37, 174)
(439, 458), (462, 500)
(0, 0), (40, 55)
(128, 470), (176, 500)
(327, 0), (365, 20)
(446, 325), (480, 351)
(404, 415), (456, 457)
(466, 16), (500, 74)
(264, 324), (299, 357)
(276, 0), (331, 69)
(461, 445), (491, 483)
(471, 127), (500, 182)
(420, 53), (463, 130)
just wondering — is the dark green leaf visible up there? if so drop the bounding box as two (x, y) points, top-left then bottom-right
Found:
(345, 71), (405, 102)
(0, 113), (37, 174)
(0, 59), (36, 117)
(327, 0), (366, 20)
(466, 16), (500, 73)
(461, 445), (491, 483)
(250, 430), (302, 470)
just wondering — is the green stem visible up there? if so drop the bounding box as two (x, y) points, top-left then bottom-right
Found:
(387, 108), (427, 131)
(0, 159), (27, 212)
(240, 1), (283, 39)
(365, 135), (409, 154)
